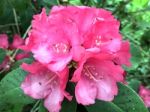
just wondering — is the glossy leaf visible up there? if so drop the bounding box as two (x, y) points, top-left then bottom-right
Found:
(0, 48), (6, 64)
(86, 83), (148, 112)
(0, 68), (35, 112)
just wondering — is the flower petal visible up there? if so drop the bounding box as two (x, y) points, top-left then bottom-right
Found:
(75, 76), (97, 105)
(44, 84), (64, 112)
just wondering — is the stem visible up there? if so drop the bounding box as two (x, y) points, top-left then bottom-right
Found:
(0, 23), (21, 28)
(30, 100), (41, 112)
(11, 25), (31, 60)
(13, 8), (21, 35)
(57, 0), (60, 5)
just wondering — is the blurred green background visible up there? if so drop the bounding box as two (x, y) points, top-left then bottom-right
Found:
(0, 0), (149, 87)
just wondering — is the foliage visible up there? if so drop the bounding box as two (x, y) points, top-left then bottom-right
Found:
(0, 0), (150, 112)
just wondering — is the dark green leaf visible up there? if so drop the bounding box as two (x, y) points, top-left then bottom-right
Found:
(113, 83), (148, 112)
(11, 58), (33, 70)
(86, 100), (124, 112)
(0, 68), (35, 112)
(0, 48), (6, 64)
(38, 101), (47, 112)
(128, 79), (141, 92)
(86, 83), (148, 112)
(61, 82), (77, 112)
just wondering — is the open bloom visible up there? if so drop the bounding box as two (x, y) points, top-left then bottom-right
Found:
(71, 52), (124, 105)
(139, 85), (150, 107)
(20, 6), (131, 109)
(50, 6), (131, 65)
(21, 8), (84, 72)
(21, 62), (71, 112)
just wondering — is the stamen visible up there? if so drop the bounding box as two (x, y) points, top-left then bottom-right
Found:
(84, 66), (98, 81)
(95, 36), (101, 46)
(53, 43), (69, 54)
(44, 75), (57, 86)
(83, 65), (104, 81)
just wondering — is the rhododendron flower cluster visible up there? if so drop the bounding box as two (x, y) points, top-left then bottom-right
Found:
(0, 34), (30, 71)
(139, 85), (150, 107)
(20, 6), (131, 112)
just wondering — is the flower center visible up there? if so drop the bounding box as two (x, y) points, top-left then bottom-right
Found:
(53, 43), (69, 54)
(95, 36), (101, 47)
(83, 65), (104, 81)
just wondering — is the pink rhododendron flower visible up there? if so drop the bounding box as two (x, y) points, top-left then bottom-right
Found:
(139, 85), (150, 107)
(21, 8), (84, 72)
(19, 6), (131, 110)
(0, 34), (8, 49)
(112, 41), (131, 66)
(10, 34), (24, 49)
(15, 52), (30, 60)
(71, 52), (124, 105)
(0, 56), (10, 71)
(50, 6), (131, 65)
(51, 6), (121, 53)
(21, 62), (71, 112)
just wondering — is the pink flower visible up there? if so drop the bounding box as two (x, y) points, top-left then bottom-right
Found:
(51, 6), (122, 53)
(15, 52), (30, 60)
(19, 6), (131, 108)
(139, 85), (150, 107)
(10, 34), (24, 49)
(21, 8), (84, 72)
(71, 52), (124, 105)
(112, 41), (131, 66)
(21, 62), (71, 112)
(0, 56), (10, 71)
(0, 34), (9, 49)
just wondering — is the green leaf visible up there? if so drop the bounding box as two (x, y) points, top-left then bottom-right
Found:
(43, 0), (59, 6)
(61, 98), (77, 112)
(0, 48), (6, 64)
(0, 68), (35, 112)
(124, 43), (142, 71)
(113, 83), (148, 112)
(11, 58), (33, 70)
(86, 83), (148, 112)
(38, 101), (47, 112)
(61, 82), (77, 112)
(69, 0), (82, 5)
(86, 100), (124, 112)
(128, 79), (141, 92)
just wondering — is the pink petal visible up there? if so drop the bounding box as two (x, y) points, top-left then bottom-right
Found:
(71, 46), (85, 61)
(21, 62), (46, 74)
(75, 76), (97, 105)
(21, 72), (53, 99)
(15, 52), (30, 60)
(10, 34), (24, 49)
(47, 55), (72, 72)
(0, 34), (8, 49)
(113, 41), (131, 66)
(139, 85), (150, 107)
(96, 75), (118, 101)
(44, 83), (64, 112)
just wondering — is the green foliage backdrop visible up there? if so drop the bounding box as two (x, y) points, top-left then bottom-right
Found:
(0, 0), (150, 112)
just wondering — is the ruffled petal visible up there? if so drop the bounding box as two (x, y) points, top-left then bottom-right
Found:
(96, 75), (118, 101)
(21, 72), (53, 99)
(75, 76), (97, 105)
(44, 83), (64, 112)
